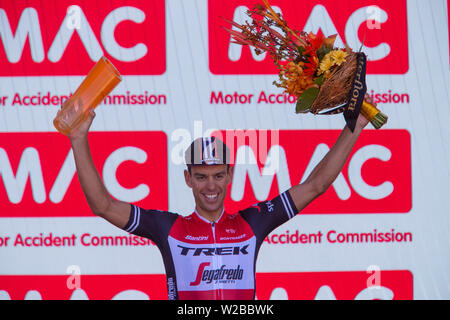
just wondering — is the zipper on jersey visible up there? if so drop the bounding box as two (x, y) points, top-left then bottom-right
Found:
(210, 221), (222, 299)
(211, 222), (216, 241)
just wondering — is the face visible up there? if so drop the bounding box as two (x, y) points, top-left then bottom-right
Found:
(184, 164), (233, 215)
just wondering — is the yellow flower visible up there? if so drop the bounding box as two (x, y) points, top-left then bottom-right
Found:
(317, 55), (333, 75)
(317, 50), (348, 76)
(330, 50), (347, 66)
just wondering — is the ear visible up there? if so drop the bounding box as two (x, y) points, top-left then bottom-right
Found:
(184, 169), (192, 188)
(226, 165), (234, 185)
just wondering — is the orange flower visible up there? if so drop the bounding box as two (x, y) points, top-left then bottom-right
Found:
(274, 61), (315, 97)
(303, 49), (319, 76)
(307, 32), (325, 51)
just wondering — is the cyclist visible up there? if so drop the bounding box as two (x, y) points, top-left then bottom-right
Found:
(67, 99), (372, 299)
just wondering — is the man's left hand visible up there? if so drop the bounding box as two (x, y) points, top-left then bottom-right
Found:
(355, 93), (376, 131)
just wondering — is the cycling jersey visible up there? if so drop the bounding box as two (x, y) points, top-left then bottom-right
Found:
(122, 190), (298, 300)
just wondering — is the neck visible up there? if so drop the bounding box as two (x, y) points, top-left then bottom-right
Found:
(195, 206), (224, 223)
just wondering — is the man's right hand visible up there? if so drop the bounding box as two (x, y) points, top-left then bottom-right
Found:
(67, 109), (96, 143)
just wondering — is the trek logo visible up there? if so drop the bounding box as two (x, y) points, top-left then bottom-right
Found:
(178, 245), (249, 256)
(0, 132), (168, 217)
(190, 263), (244, 286)
(0, 0), (166, 75)
(215, 129), (411, 214)
(209, 0), (408, 74)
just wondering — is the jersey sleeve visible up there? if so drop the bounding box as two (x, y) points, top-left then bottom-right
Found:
(122, 205), (179, 246)
(239, 190), (299, 242)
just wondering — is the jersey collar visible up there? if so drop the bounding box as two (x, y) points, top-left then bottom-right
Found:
(193, 208), (225, 224)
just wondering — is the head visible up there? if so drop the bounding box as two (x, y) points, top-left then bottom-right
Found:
(184, 137), (233, 219)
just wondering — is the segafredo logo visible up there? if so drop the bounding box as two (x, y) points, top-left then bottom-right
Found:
(190, 263), (244, 286)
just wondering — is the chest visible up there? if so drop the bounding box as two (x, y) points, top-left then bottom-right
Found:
(166, 214), (257, 290)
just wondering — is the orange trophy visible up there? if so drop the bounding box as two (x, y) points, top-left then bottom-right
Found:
(53, 56), (122, 135)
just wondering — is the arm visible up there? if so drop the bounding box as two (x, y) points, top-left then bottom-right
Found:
(67, 110), (131, 229)
(289, 99), (373, 212)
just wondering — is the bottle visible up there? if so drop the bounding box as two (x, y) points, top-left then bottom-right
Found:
(361, 99), (388, 129)
(53, 56), (122, 135)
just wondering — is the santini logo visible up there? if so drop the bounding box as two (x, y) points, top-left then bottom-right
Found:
(185, 235), (209, 241)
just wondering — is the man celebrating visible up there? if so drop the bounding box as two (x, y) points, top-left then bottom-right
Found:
(67, 97), (372, 299)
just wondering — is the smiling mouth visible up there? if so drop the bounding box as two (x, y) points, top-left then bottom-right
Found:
(203, 193), (219, 202)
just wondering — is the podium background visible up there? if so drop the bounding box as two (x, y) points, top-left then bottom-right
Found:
(0, 0), (449, 300)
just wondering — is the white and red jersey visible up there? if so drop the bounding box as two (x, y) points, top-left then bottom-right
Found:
(123, 191), (298, 300)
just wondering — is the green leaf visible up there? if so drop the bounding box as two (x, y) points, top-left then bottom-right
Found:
(314, 75), (324, 86)
(359, 32), (366, 52)
(317, 46), (331, 61)
(295, 87), (319, 114)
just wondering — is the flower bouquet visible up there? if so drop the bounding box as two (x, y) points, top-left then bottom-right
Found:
(221, 0), (388, 131)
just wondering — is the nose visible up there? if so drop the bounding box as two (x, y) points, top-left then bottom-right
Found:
(206, 176), (216, 190)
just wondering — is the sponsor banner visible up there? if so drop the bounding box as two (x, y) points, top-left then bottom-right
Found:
(208, 90), (410, 107)
(0, 91), (168, 107)
(0, 131), (168, 217)
(0, 274), (168, 300)
(0, 0), (166, 76)
(0, 130), (411, 216)
(0, 270), (412, 300)
(215, 129), (411, 214)
(0, 227), (413, 248)
(0, 0), (449, 301)
(209, 0), (408, 74)
(0, 232), (154, 248)
(264, 228), (413, 245)
(256, 270), (413, 300)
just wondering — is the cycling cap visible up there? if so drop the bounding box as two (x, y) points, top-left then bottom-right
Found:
(185, 136), (230, 166)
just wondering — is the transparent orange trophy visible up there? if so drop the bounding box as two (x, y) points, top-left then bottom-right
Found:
(53, 56), (122, 135)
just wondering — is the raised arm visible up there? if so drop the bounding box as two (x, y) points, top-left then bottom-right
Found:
(288, 97), (373, 212)
(67, 109), (131, 229)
